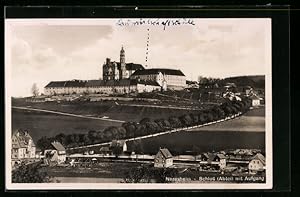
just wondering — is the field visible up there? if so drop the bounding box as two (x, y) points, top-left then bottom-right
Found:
(12, 109), (121, 142)
(127, 107), (266, 154)
(11, 99), (265, 155)
(127, 130), (265, 155)
(12, 100), (192, 122)
(11, 101), (193, 142)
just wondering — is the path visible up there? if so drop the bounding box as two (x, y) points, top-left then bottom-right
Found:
(12, 106), (125, 123)
(119, 103), (200, 111)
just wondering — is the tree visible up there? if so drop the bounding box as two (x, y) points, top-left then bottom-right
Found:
(132, 139), (144, 154)
(36, 136), (53, 150)
(168, 116), (182, 128)
(31, 83), (39, 97)
(12, 162), (52, 183)
(140, 118), (151, 125)
(123, 165), (151, 183)
(88, 130), (97, 143)
(179, 114), (193, 126)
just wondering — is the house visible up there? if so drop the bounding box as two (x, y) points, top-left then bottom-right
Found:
(110, 140), (127, 152)
(214, 154), (227, 170)
(11, 130), (36, 160)
(199, 153), (210, 161)
(154, 148), (173, 168)
(248, 153), (265, 174)
(44, 141), (66, 164)
(249, 94), (261, 106)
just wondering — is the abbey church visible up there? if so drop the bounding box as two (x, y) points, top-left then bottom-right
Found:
(102, 46), (145, 80)
(44, 46), (186, 96)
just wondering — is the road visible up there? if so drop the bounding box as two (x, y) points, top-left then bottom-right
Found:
(12, 106), (125, 123)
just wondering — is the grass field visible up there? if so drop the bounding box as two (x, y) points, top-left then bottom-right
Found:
(11, 104), (191, 142)
(12, 100), (192, 122)
(12, 109), (122, 142)
(127, 107), (266, 154)
(127, 130), (265, 155)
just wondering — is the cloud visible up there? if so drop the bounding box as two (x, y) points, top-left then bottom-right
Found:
(7, 19), (271, 96)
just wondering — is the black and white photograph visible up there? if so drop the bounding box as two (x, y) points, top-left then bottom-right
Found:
(5, 18), (272, 190)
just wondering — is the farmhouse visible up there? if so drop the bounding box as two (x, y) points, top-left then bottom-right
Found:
(214, 154), (227, 170)
(248, 153), (265, 174)
(11, 130), (36, 160)
(44, 141), (66, 164)
(154, 148), (173, 168)
(249, 94), (261, 106)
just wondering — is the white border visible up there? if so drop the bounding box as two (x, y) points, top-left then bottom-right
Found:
(5, 18), (272, 190)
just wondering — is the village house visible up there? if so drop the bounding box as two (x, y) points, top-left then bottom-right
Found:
(11, 130), (36, 160)
(154, 148), (173, 168)
(248, 153), (265, 174)
(249, 94), (261, 106)
(44, 141), (66, 165)
(214, 154), (227, 170)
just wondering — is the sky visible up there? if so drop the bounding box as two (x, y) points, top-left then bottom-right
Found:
(5, 18), (271, 97)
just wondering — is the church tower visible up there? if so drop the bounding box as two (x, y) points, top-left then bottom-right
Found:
(120, 46), (127, 79)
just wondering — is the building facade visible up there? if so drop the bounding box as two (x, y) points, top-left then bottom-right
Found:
(154, 148), (173, 168)
(130, 68), (186, 90)
(44, 79), (161, 96)
(11, 130), (36, 160)
(44, 46), (186, 95)
(44, 141), (66, 164)
(102, 46), (145, 80)
(248, 153), (265, 174)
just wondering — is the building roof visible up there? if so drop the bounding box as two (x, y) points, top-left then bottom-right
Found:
(45, 79), (141, 88)
(51, 142), (66, 153)
(251, 153), (265, 165)
(138, 80), (161, 87)
(12, 130), (35, 149)
(159, 148), (173, 159)
(216, 153), (226, 159)
(85, 80), (106, 87)
(249, 94), (261, 100)
(45, 81), (68, 88)
(124, 63), (145, 71)
(45, 79), (162, 88)
(131, 68), (185, 76)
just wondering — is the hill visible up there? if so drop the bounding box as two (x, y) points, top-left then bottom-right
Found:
(221, 75), (265, 89)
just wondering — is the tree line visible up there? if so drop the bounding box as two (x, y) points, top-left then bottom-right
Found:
(36, 98), (252, 151)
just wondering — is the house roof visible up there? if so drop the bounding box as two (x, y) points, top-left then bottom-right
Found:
(251, 153), (265, 165)
(159, 148), (173, 159)
(132, 68), (185, 76)
(51, 142), (66, 152)
(12, 130), (35, 149)
(216, 153), (226, 159)
(249, 94), (260, 100)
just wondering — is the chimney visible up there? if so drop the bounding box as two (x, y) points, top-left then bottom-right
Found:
(106, 58), (111, 64)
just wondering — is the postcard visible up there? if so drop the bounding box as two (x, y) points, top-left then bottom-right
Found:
(5, 18), (272, 190)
